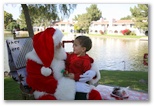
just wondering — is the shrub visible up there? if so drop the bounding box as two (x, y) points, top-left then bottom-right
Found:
(129, 32), (136, 36)
(99, 30), (104, 35)
(121, 29), (131, 35)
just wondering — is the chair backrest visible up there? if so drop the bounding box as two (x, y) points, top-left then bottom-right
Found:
(62, 40), (74, 48)
(6, 38), (33, 86)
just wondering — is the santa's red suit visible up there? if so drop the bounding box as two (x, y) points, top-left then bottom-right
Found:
(25, 27), (102, 100)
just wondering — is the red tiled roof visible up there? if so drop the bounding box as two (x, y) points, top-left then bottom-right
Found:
(113, 20), (134, 24)
(91, 20), (134, 25)
(53, 19), (134, 25)
(92, 21), (109, 25)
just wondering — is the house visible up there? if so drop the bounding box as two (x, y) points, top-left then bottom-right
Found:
(89, 18), (136, 35)
(33, 26), (45, 32)
(52, 18), (146, 36)
(52, 20), (74, 33)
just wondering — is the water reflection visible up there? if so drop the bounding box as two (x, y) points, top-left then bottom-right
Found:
(4, 35), (148, 72)
(88, 37), (148, 71)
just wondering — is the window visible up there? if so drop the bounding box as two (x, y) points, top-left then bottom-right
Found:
(130, 24), (134, 28)
(95, 30), (98, 32)
(70, 24), (73, 27)
(114, 30), (118, 33)
(61, 24), (65, 26)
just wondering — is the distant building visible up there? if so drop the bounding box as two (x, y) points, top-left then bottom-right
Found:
(52, 20), (74, 33)
(51, 18), (146, 36)
(33, 26), (44, 32)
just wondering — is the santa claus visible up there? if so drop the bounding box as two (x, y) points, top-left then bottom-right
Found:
(25, 27), (102, 100)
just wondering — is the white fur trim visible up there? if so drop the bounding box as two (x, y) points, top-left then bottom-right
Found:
(54, 47), (67, 60)
(54, 77), (76, 100)
(53, 28), (64, 47)
(26, 49), (43, 64)
(41, 66), (52, 77)
(51, 58), (65, 80)
(33, 91), (48, 99)
(89, 63), (101, 85)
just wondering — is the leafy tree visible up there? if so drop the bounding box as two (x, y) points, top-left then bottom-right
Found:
(130, 4), (148, 31)
(76, 13), (91, 33)
(21, 4), (77, 37)
(6, 21), (20, 31)
(18, 5), (59, 30)
(17, 11), (27, 30)
(4, 11), (13, 29)
(86, 4), (102, 21)
(73, 15), (79, 21)
(75, 4), (102, 33)
(121, 15), (132, 20)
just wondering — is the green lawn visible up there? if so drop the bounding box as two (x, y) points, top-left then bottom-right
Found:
(88, 34), (147, 39)
(4, 77), (22, 100)
(5, 31), (148, 39)
(4, 70), (148, 100)
(98, 70), (148, 92)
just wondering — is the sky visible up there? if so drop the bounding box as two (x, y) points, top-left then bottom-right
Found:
(4, 4), (137, 21)
(69, 4), (137, 20)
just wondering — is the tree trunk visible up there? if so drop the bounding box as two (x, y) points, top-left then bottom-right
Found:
(21, 4), (34, 38)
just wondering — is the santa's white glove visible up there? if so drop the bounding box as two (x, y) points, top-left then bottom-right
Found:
(79, 70), (96, 82)
(75, 82), (92, 93)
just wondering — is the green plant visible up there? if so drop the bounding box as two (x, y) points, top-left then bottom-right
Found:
(129, 32), (136, 36)
(121, 29), (131, 35)
(99, 30), (104, 35)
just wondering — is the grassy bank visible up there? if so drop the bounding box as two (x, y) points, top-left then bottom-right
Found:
(4, 70), (148, 100)
(4, 77), (22, 100)
(88, 34), (148, 39)
(4, 31), (148, 39)
(98, 70), (148, 92)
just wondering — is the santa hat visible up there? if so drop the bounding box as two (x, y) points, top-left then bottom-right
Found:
(33, 27), (64, 77)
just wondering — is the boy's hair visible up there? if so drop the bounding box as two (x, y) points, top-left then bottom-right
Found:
(75, 35), (92, 52)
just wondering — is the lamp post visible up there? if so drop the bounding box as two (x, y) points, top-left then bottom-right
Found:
(122, 61), (126, 71)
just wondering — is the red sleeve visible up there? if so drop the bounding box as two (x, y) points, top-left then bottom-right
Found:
(82, 60), (91, 73)
(74, 73), (81, 81)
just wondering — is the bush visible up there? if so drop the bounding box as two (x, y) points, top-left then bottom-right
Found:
(129, 32), (136, 36)
(99, 30), (104, 35)
(121, 29), (131, 35)
(6, 22), (20, 31)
